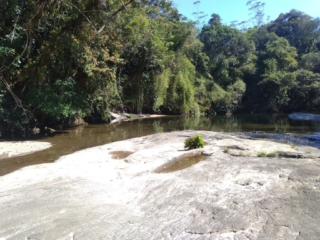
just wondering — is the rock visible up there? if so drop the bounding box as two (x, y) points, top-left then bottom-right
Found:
(44, 127), (56, 133)
(0, 152), (9, 159)
(0, 141), (51, 159)
(277, 151), (307, 158)
(289, 112), (320, 121)
(1, 131), (320, 239)
(303, 132), (320, 142)
(32, 127), (40, 134)
(225, 145), (249, 150)
(201, 151), (213, 156)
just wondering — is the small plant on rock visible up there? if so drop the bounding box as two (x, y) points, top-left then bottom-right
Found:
(184, 135), (204, 150)
(267, 152), (277, 157)
(257, 151), (267, 157)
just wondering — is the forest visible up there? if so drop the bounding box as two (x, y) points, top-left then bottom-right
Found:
(1, 0), (320, 137)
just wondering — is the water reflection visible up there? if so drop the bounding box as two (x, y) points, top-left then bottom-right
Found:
(2, 114), (320, 176)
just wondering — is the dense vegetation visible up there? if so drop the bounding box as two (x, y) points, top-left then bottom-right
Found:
(0, 0), (320, 137)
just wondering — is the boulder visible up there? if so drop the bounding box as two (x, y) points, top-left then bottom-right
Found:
(289, 112), (320, 121)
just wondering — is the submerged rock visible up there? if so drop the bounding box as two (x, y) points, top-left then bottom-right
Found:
(1, 131), (320, 239)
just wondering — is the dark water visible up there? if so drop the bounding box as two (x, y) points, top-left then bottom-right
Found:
(2, 114), (320, 176)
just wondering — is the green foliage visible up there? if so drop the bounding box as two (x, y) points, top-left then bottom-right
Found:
(27, 78), (87, 120)
(300, 52), (320, 73)
(267, 10), (320, 55)
(198, 16), (255, 113)
(257, 152), (267, 157)
(1, 0), (320, 137)
(153, 69), (171, 112)
(184, 135), (205, 150)
(267, 152), (277, 157)
(164, 55), (196, 114)
(289, 70), (320, 111)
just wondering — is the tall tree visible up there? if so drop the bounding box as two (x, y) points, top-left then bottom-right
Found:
(199, 14), (255, 112)
(267, 10), (320, 55)
(247, 0), (266, 28)
(258, 34), (298, 111)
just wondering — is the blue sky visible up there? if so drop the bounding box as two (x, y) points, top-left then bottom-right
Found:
(173, 0), (320, 26)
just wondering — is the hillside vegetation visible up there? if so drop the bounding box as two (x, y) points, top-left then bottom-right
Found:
(1, 0), (320, 136)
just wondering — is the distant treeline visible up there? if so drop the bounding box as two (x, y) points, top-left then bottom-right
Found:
(0, 0), (320, 136)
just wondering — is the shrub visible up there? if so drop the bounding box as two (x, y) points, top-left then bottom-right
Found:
(267, 152), (277, 157)
(257, 151), (267, 157)
(184, 135), (204, 150)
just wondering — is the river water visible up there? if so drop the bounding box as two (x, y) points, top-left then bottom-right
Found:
(1, 114), (320, 176)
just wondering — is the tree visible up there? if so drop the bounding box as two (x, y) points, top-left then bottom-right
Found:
(267, 10), (320, 55)
(300, 52), (320, 73)
(199, 14), (255, 113)
(289, 70), (320, 112)
(258, 34), (298, 112)
(247, 0), (266, 28)
(0, 0), (128, 135)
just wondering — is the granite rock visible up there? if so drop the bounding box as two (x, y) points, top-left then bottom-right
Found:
(1, 131), (320, 239)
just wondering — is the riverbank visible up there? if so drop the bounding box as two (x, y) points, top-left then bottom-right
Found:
(0, 113), (166, 161)
(0, 141), (51, 160)
(1, 130), (320, 239)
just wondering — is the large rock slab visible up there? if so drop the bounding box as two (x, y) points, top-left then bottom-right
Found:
(1, 131), (320, 239)
(0, 141), (51, 159)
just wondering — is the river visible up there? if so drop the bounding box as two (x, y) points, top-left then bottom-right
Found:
(1, 114), (320, 176)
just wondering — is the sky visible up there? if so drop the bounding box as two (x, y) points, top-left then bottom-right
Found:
(173, 0), (320, 26)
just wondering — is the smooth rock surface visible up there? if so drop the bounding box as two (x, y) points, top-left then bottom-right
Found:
(1, 131), (320, 239)
(0, 141), (51, 159)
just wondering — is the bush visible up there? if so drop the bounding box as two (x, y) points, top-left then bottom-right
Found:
(257, 151), (267, 157)
(184, 135), (204, 150)
(267, 152), (277, 157)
